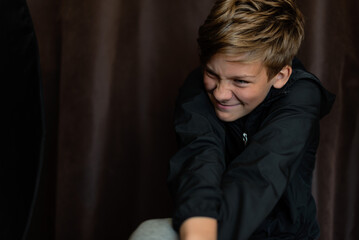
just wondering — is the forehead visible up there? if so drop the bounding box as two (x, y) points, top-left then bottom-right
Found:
(206, 53), (267, 77)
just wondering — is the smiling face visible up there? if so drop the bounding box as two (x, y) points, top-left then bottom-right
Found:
(203, 54), (291, 122)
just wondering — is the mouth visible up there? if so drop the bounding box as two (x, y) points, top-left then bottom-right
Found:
(215, 101), (242, 110)
(207, 93), (243, 110)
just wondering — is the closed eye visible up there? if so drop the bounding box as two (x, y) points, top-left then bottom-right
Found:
(233, 79), (249, 85)
(205, 71), (218, 79)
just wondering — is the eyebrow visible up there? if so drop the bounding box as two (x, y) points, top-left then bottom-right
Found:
(204, 66), (255, 79)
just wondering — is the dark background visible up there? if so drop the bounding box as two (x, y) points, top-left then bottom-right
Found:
(7, 0), (358, 239)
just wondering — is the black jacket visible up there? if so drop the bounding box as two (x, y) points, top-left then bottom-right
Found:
(168, 59), (335, 240)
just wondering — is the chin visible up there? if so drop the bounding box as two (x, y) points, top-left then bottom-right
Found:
(215, 111), (241, 122)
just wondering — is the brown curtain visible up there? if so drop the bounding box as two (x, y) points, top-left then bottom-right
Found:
(25, 0), (358, 239)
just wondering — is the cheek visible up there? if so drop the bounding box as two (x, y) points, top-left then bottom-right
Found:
(233, 87), (264, 104)
(233, 88), (254, 101)
(203, 76), (216, 91)
(240, 86), (271, 105)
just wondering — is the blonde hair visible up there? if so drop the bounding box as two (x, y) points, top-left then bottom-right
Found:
(198, 0), (305, 79)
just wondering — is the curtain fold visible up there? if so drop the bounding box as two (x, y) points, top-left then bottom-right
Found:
(298, 1), (359, 239)
(1, 0), (44, 239)
(24, 0), (358, 239)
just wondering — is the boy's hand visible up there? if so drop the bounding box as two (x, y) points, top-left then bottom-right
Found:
(179, 217), (217, 240)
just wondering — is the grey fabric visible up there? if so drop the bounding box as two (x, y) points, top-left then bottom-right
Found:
(129, 218), (179, 240)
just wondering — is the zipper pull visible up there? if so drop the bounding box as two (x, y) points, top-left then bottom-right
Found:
(242, 132), (248, 146)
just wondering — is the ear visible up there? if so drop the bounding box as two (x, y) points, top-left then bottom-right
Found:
(272, 65), (292, 89)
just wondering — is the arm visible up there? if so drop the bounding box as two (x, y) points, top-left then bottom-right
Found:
(168, 69), (226, 233)
(168, 91), (226, 232)
(180, 217), (217, 240)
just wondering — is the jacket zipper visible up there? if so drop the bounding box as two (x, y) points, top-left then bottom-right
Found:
(242, 132), (248, 146)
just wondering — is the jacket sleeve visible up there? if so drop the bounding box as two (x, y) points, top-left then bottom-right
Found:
(168, 69), (227, 231)
(217, 79), (322, 239)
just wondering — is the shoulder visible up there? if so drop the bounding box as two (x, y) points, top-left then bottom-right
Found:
(173, 68), (226, 144)
(276, 63), (335, 118)
(174, 66), (223, 125)
(176, 67), (204, 104)
(264, 72), (322, 122)
(175, 67), (217, 117)
(284, 73), (322, 107)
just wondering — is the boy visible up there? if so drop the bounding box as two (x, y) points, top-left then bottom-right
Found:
(130, 0), (334, 239)
(168, 0), (334, 239)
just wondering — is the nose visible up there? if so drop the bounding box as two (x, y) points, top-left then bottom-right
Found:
(213, 80), (233, 103)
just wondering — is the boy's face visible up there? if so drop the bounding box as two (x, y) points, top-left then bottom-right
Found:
(203, 54), (280, 122)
